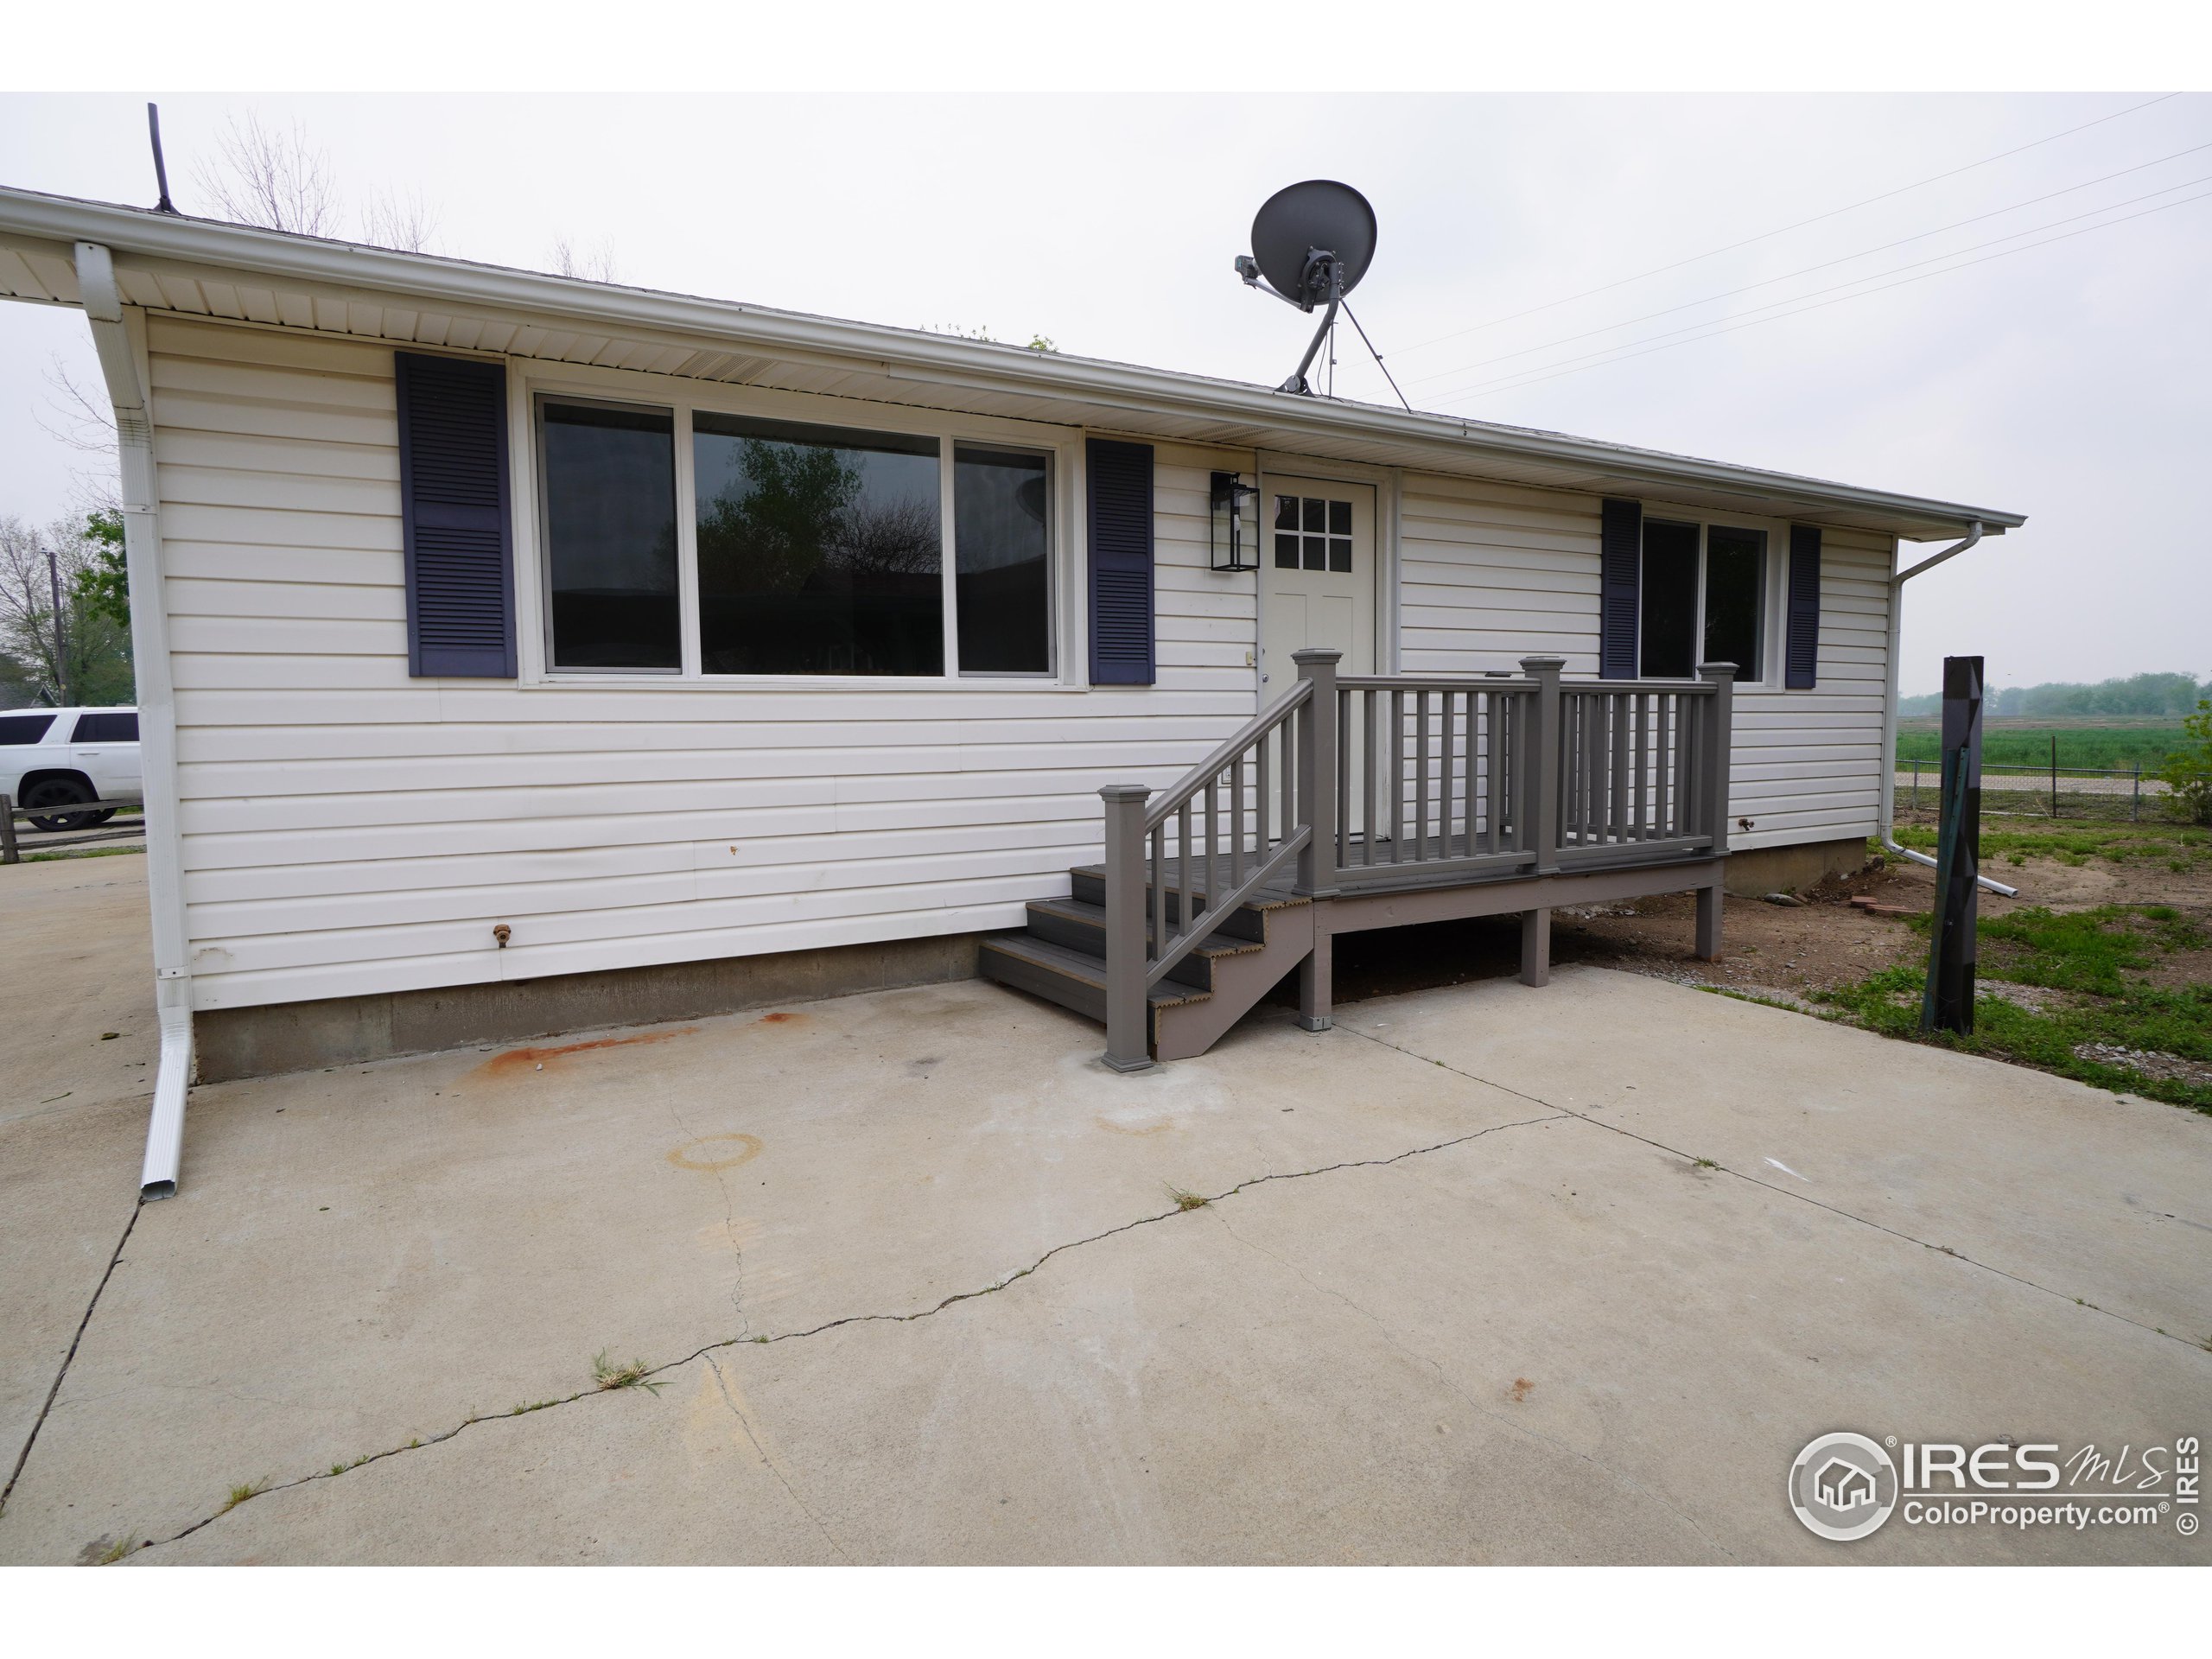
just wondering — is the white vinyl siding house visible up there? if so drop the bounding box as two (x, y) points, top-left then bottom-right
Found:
(0, 184), (2024, 1120)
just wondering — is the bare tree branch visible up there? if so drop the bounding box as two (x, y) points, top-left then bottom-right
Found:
(362, 188), (440, 253)
(35, 356), (118, 458)
(550, 235), (620, 283)
(193, 112), (340, 236)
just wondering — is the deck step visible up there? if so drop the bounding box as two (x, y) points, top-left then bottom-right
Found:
(1021, 896), (1263, 991)
(1065, 866), (1287, 942)
(977, 934), (1209, 1031)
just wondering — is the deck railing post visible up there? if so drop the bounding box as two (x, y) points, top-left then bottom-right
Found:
(1292, 649), (1340, 895)
(1519, 655), (1564, 874)
(0, 795), (16, 865)
(1696, 662), (1736, 855)
(1098, 784), (1154, 1073)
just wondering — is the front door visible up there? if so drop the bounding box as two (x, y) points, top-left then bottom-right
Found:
(1259, 474), (1376, 687)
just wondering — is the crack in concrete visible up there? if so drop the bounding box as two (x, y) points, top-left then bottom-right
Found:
(130, 1108), (1564, 1557)
(703, 1351), (850, 1563)
(0, 1199), (140, 1522)
(666, 1100), (749, 1339)
(1342, 1021), (2212, 1355)
(1214, 1210), (1739, 1562)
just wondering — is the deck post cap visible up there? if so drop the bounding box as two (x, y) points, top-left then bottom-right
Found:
(1695, 662), (1739, 681)
(1289, 648), (1342, 664)
(1097, 783), (1152, 801)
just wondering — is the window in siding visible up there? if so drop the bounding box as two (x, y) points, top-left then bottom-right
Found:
(694, 413), (943, 677)
(539, 400), (680, 671)
(1639, 518), (1767, 681)
(954, 445), (1052, 675)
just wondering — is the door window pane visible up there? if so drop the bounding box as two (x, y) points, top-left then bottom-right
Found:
(954, 446), (1051, 674)
(1703, 526), (1765, 679)
(1274, 495), (1300, 568)
(1639, 520), (1700, 677)
(542, 402), (679, 670)
(695, 414), (942, 676)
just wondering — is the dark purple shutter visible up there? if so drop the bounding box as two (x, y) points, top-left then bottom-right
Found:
(1599, 497), (1642, 679)
(1086, 437), (1154, 685)
(1785, 524), (1821, 690)
(397, 351), (515, 677)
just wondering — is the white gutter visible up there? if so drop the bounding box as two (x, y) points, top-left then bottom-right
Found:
(0, 185), (2029, 542)
(1879, 521), (2018, 899)
(75, 241), (194, 1198)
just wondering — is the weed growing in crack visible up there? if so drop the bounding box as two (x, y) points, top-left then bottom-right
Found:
(1165, 1184), (1209, 1211)
(1692, 1158), (1719, 1170)
(220, 1480), (265, 1513)
(329, 1464), (346, 1477)
(592, 1350), (665, 1393)
(99, 1536), (136, 1565)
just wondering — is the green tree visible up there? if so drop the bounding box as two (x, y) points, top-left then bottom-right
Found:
(73, 507), (129, 630)
(2157, 700), (2212, 824)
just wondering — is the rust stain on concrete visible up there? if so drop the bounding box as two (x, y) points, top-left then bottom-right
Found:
(668, 1133), (766, 1173)
(472, 1026), (699, 1078)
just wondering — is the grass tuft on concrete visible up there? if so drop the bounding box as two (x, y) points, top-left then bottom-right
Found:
(1164, 1184), (1210, 1211)
(592, 1350), (664, 1393)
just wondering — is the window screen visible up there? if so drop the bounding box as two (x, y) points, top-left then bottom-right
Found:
(1703, 526), (1765, 679)
(694, 414), (943, 676)
(1639, 520), (1700, 678)
(954, 446), (1052, 674)
(0, 714), (55, 746)
(71, 712), (139, 742)
(541, 401), (681, 671)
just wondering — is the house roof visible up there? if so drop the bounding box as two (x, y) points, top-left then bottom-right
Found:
(0, 183), (2025, 543)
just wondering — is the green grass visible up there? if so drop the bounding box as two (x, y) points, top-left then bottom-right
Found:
(1887, 820), (2210, 870)
(1895, 719), (2185, 771)
(1815, 905), (2211, 1114)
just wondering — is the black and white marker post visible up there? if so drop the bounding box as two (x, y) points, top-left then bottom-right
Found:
(1921, 655), (1984, 1034)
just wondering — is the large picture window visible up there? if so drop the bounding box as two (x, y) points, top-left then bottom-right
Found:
(694, 415), (944, 677)
(540, 400), (680, 671)
(1639, 519), (1765, 680)
(536, 396), (1058, 680)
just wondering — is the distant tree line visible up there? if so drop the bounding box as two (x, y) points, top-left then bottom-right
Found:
(1897, 671), (2212, 718)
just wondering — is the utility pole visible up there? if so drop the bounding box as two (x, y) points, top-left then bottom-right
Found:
(46, 541), (70, 707)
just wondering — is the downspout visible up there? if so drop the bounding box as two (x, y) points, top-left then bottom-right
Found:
(75, 242), (194, 1198)
(1879, 519), (2018, 898)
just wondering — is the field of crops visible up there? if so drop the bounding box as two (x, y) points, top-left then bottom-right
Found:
(1894, 717), (2187, 770)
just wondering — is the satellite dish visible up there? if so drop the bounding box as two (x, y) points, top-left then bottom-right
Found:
(1235, 180), (1378, 395)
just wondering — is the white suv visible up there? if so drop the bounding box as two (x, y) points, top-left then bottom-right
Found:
(0, 706), (142, 830)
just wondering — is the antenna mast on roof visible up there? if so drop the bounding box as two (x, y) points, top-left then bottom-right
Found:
(147, 103), (176, 214)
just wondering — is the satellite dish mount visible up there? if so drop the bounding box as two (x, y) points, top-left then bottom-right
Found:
(1235, 181), (1378, 396)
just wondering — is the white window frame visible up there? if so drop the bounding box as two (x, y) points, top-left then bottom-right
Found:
(1637, 504), (1784, 688)
(531, 391), (688, 677)
(509, 362), (1083, 690)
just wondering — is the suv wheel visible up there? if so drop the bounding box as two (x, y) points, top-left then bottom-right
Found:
(21, 778), (106, 832)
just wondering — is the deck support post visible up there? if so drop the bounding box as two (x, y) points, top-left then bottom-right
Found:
(1292, 649), (1340, 898)
(1099, 784), (1154, 1072)
(1519, 655), (1564, 875)
(1297, 903), (1334, 1031)
(1695, 882), (1724, 961)
(1519, 906), (1551, 987)
(1695, 662), (1736, 857)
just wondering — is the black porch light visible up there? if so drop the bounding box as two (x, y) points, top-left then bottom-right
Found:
(1210, 471), (1260, 571)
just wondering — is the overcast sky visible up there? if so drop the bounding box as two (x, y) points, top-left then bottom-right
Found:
(1, 90), (2205, 697)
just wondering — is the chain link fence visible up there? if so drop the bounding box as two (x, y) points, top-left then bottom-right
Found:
(1894, 762), (2171, 822)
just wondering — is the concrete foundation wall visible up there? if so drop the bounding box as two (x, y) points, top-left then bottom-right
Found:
(1719, 836), (1872, 897)
(194, 931), (986, 1083)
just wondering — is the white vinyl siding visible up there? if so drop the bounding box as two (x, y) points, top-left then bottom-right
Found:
(150, 316), (1257, 1011)
(1397, 473), (1891, 853)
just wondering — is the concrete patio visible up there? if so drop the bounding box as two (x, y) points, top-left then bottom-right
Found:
(3, 857), (2208, 1565)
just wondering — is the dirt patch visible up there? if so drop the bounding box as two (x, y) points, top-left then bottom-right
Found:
(474, 1026), (699, 1078)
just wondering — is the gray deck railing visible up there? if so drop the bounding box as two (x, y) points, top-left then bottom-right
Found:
(1096, 652), (1734, 1068)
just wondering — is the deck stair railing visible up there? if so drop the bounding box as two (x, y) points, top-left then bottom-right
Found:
(1097, 651), (1734, 1065)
